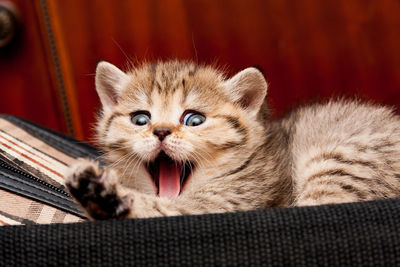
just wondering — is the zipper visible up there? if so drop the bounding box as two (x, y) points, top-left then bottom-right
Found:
(0, 156), (85, 218)
(0, 115), (91, 218)
(0, 158), (69, 197)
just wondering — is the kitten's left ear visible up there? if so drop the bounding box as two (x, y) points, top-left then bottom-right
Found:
(95, 61), (130, 111)
(224, 67), (268, 116)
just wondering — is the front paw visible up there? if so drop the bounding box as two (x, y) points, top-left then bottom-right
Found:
(65, 159), (132, 220)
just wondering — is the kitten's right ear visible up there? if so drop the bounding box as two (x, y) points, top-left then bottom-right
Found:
(95, 61), (130, 110)
(224, 67), (268, 117)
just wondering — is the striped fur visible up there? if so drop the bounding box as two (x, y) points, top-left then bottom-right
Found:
(66, 61), (400, 219)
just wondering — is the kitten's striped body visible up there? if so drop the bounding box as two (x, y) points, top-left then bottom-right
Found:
(291, 101), (400, 205)
(66, 61), (400, 220)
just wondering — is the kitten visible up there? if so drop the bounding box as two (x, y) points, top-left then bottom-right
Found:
(66, 60), (400, 220)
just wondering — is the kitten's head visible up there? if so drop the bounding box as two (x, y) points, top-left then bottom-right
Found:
(95, 60), (268, 198)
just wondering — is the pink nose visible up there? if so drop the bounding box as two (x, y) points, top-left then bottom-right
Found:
(153, 127), (171, 141)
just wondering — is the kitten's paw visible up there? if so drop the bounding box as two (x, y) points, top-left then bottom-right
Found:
(65, 159), (132, 220)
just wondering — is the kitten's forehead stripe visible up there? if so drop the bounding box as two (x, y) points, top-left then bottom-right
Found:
(188, 65), (198, 76)
(145, 87), (153, 106)
(150, 62), (157, 76)
(156, 81), (162, 94)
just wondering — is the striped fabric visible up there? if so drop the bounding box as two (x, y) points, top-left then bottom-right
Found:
(0, 118), (85, 225)
(0, 189), (83, 226)
(0, 119), (75, 187)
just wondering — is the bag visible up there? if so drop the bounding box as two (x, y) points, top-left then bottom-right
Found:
(0, 114), (96, 225)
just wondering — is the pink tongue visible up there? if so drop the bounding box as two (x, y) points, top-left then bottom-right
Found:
(159, 160), (181, 198)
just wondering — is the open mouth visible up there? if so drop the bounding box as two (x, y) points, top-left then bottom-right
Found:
(147, 152), (194, 198)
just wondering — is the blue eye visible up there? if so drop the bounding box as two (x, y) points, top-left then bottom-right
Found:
(131, 112), (151, 126)
(183, 112), (206, 126)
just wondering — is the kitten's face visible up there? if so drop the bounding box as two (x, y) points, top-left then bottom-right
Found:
(96, 61), (268, 198)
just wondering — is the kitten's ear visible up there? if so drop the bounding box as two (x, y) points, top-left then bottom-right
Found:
(224, 67), (268, 116)
(95, 61), (130, 110)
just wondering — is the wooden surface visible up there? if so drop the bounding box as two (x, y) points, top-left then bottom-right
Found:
(1, 0), (400, 141)
(0, 0), (68, 134)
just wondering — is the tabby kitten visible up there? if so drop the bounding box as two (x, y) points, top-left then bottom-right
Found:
(66, 60), (400, 220)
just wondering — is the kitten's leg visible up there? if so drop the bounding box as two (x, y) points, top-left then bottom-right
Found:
(65, 159), (132, 220)
(66, 159), (248, 219)
(122, 187), (251, 218)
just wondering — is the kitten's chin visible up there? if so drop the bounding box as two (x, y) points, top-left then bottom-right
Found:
(146, 152), (194, 198)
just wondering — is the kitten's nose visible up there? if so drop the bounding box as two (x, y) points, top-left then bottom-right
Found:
(153, 127), (171, 141)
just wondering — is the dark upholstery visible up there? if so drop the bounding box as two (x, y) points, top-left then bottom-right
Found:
(1, 198), (400, 266)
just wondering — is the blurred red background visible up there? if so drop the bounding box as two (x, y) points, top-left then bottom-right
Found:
(1, 0), (399, 142)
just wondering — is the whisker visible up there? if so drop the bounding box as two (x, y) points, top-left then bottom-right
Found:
(128, 154), (143, 182)
(95, 144), (133, 161)
(120, 152), (139, 179)
(192, 147), (217, 170)
(108, 150), (135, 169)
